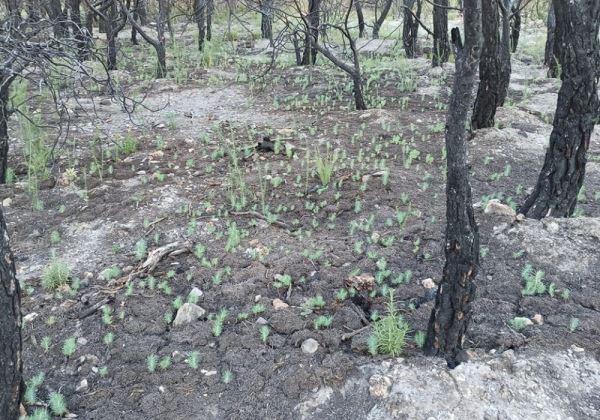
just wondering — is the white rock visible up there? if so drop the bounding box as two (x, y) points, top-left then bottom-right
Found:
(272, 298), (289, 310)
(369, 374), (392, 399)
(256, 317), (268, 325)
(23, 312), (39, 323)
(77, 337), (88, 346)
(173, 303), (206, 327)
(76, 378), (88, 393)
(532, 314), (544, 325)
(301, 338), (319, 355)
(188, 287), (204, 300)
(546, 221), (560, 234)
(2, 197), (12, 207)
(421, 278), (436, 289)
(484, 199), (516, 217)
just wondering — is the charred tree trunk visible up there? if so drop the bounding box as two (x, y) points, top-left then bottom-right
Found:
(0, 86), (10, 183)
(260, 0), (273, 41)
(425, 0), (482, 368)
(432, 0), (450, 66)
(46, 0), (69, 38)
(355, 0), (365, 38)
(519, 0), (600, 219)
(510, 0), (521, 53)
(206, 0), (213, 41)
(0, 204), (22, 419)
(471, 0), (499, 129)
(70, 0), (89, 61)
(156, 0), (167, 77)
(372, 0), (393, 39)
(130, 0), (139, 45)
(497, 0), (511, 107)
(403, 0), (421, 58)
(106, 1), (119, 70)
(301, 0), (320, 65)
(195, 0), (206, 52)
(544, 3), (559, 78)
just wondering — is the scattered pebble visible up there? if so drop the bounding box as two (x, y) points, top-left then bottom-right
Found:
(369, 374), (392, 399)
(2, 197), (12, 207)
(272, 298), (289, 310)
(421, 278), (436, 289)
(173, 303), (206, 327)
(256, 317), (268, 325)
(188, 287), (204, 300)
(484, 199), (516, 218)
(23, 312), (39, 323)
(532, 314), (544, 325)
(76, 378), (88, 393)
(301, 338), (319, 355)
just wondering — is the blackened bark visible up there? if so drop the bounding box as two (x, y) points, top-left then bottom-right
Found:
(497, 0), (511, 107)
(156, 0), (167, 77)
(130, 0), (139, 45)
(425, 0), (482, 368)
(403, 0), (421, 58)
(519, 0), (600, 219)
(544, 3), (559, 78)
(0, 84), (11, 183)
(510, 0), (521, 52)
(260, 0), (273, 41)
(206, 0), (213, 41)
(471, 0), (500, 129)
(195, 0), (206, 52)
(355, 0), (365, 38)
(106, 1), (119, 70)
(70, 0), (89, 61)
(0, 205), (22, 419)
(46, 0), (69, 38)
(432, 0), (450, 67)
(301, 0), (320, 65)
(372, 0), (393, 39)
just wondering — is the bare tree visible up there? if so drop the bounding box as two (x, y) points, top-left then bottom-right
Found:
(519, 0), (600, 219)
(544, 2), (558, 78)
(260, 0), (274, 42)
(425, 0), (482, 368)
(301, 0), (321, 65)
(372, 0), (393, 39)
(355, 0), (365, 38)
(432, 0), (450, 66)
(402, 0), (422, 58)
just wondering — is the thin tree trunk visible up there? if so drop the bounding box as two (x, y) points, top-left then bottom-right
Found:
(0, 87), (10, 184)
(206, 0), (213, 41)
(544, 3), (558, 78)
(403, 0), (421, 58)
(156, 0), (167, 77)
(471, 0), (500, 129)
(195, 0), (206, 52)
(372, 0), (393, 39)
(432, 0), (450, 66)
(497, 0), (511, 107)
(519, 0), (600, 219)
(70, 0), (89, 61)
(355, 0), (365, 38)
(301, 0), (320, 65)
(510, 0), (521, 52)
(425, 0), (482, 368)
(106, 2), (119, 70)
(0, 203), (22, 419)
(260, 0), (273, 41)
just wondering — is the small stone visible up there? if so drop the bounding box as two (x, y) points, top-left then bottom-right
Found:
(532, 314), (544, 325)
(256, 317), (268, 325)
(516, 213), (525, 221)
(201, 369), (217, 376)
(122, 266), (134, 274)
(421, 278), (436, 289)
(368, 374), (392, 399)
(23, 312), (39, 323)
(2, 197), (12, 207)
(484, 199), (516, 218)
(272, 298), (289, 310)
(546, 221), (560, 234)
(76, 378), (88, 393)
(188, 287), (203, 300)
(571, 344), (585, 353)
(301, 338), (319, 355)
(77, 337), (88, 346)
(173, 303), (206, 327)
(255, 295), (262, 302)
(158, 386), (166, 393)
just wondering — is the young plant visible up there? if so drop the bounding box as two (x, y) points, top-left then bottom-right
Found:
(212, 309), (228, 337)
(62, 337), (77, 357)
(370, 290), (409, 356)
(521, 264), (546, 296)
(48, 392), (68, 416)
(41, 259), (70, 290)
(187, 351), (201, 369)
(259, 325), (270, 344)
(146, 354), (158, 373)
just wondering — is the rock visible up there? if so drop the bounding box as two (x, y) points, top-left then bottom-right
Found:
(345, 273), (375, 291)
(77, 337), (88, 346)
(272, 298), (289, 310)
(516, 213), (525, 221)
(301, 338), (319, 354)
(546, 221), (560, 234)
(2, 197), (12, 207)
(76, 378), (88, 393)
(421, 278), (436, 289)
(369, 374), (392, 399)
(270, 310), (305, 334)
(23, 312), (39, 323)
(532, 314), (544, 325)
(173, 303), (206, 327)
(188, 287), (204, 300)
(571, 344), (585, 353)
(484, 199), (516, 218)
(256, 317), (268, 325)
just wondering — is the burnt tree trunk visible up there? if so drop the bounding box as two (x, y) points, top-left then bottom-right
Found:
(425, 0), (482, 368)
(432, 0), (450, 66)
(519, 0), (600, 219)
(510, 0), (521, 52)
(544, 3), (559, 78)
(195, 0), (206, 52)
(156, 0), (167, 78)
(372, 0), (393, 39)
(301, 0), (320, 65)
(206, 0), (213, 41)
(260, 0), (273, 41)
(497, 0), (511, 107)
(0, 205), (22, 419)
(70, 0), (89, 61)
(0, 82), (12, 183)
(471, 0), (499, 129)
(403, 0), (422, 58)
(355, 0), (365, 38)
(106, 2), (119, 70)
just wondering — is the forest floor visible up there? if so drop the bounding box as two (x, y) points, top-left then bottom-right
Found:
(2, 27), (600, 420)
